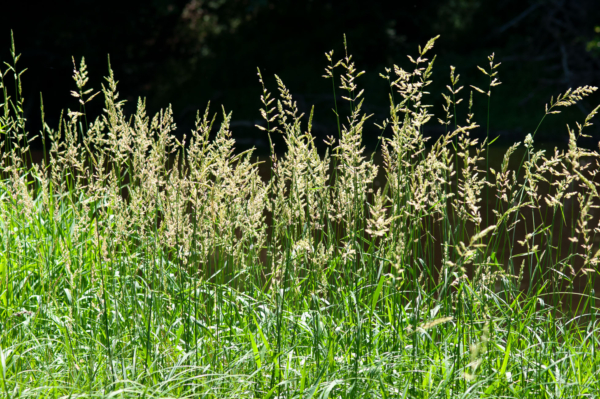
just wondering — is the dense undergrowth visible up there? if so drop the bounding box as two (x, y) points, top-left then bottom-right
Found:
(2, 35), (600, 398)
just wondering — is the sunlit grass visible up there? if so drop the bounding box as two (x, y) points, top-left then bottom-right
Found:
(1, 33), (600, 398)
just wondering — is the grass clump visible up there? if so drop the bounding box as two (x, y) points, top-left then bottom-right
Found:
(2, 34), (600, 398)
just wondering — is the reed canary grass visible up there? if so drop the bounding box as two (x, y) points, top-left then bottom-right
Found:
(1, 34), (600, 398)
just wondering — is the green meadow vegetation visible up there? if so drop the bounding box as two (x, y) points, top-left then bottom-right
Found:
(2, 34), (600, 398)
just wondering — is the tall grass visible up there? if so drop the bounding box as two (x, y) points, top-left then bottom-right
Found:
(2, 34), (600, 398)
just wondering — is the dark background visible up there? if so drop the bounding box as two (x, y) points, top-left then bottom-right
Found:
(2, 0), (600, 153)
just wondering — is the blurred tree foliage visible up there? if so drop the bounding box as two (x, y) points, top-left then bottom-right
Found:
(1, 0), (600, 149)
(588, 26), (600, 54)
